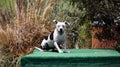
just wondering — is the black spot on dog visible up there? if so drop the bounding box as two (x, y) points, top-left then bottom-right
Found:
(50, 31), (54, 40)
(43, 43), (50, 50)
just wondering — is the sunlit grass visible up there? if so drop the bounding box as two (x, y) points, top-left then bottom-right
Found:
(0, 0), (16, 10)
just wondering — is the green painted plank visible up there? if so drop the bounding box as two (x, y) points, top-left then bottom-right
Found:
(21, 49), (120, 67)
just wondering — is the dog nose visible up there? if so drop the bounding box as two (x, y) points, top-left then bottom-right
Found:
(60, 29), (63, 32)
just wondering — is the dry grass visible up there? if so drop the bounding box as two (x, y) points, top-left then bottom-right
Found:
(0, 0), (56, 67)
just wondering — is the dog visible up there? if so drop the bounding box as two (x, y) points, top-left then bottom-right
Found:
(35, 20), (69, 53)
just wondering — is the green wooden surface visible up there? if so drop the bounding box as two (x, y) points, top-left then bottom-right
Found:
(21, 49), (120, 67)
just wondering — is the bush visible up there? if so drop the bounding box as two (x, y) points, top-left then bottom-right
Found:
(0, 0), (56, 66)
(51, 0), (91, 49)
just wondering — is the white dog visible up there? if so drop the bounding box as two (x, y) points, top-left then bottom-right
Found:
(35, 20), (69, 53)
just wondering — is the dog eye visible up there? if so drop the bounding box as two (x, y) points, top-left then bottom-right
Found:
(58, 25), (60, 27)
(62, 25), (65, 28)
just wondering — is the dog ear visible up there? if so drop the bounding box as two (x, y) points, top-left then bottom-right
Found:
(65, 21), (70, 26)
(53, 20), (58, 24)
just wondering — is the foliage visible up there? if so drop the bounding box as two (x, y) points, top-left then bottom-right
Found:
(0, 0), (56, 67)
(51, 0), (91, 48)
(70, 0), (120, 49)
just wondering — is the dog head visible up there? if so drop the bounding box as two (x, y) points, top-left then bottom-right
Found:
(53, 20), (69, 35)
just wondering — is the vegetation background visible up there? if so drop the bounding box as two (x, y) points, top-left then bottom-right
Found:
(0, 0), (119, 67)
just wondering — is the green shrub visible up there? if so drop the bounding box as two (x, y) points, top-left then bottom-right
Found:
(51, 0), (91, 48)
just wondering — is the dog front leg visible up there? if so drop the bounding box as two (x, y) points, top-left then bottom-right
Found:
(63, 41), (69, 53)
(54, 42), (63, 53)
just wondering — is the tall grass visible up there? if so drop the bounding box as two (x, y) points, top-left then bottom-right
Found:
(0, 0), (56, 67)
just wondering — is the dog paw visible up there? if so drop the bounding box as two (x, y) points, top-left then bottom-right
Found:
(59, 50), (63, 53)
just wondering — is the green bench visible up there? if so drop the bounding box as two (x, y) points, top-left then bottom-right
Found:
(21, 49), (120, 67)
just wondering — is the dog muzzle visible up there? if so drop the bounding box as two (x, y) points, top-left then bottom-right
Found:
(58, 29), (64, 35)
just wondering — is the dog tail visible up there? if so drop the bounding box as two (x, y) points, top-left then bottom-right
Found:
(35, 47), (43, 52)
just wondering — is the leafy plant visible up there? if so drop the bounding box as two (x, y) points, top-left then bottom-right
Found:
(70, 0), (120, 49)
(51, 0), (92, 49)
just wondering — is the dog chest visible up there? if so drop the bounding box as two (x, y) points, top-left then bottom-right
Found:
(54, 34), (65, 43)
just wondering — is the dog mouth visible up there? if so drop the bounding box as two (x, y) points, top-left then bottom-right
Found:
(58, 29), (64, 35)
